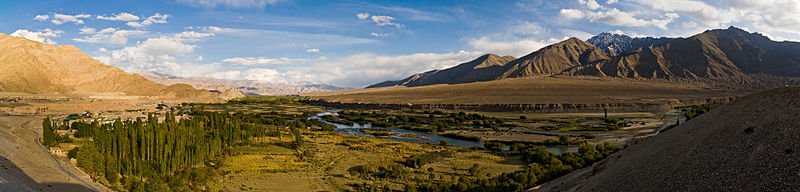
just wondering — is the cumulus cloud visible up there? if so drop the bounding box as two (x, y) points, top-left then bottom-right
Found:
(357, 13), (370, 20)
(222, 57), (307, 65)
(10, 28), (63, 44)
(358, 13), (404, 28)
(176, 0), (280, 9)
(96, 12), (140, 21)
(94, 31), (214, 73)
(126, 13), (168, 27)
(632, 0), (735, 27)
(49, 13), (91, 25)
(585, 8), (678, 29)
(559, 9), (585, 20)
(296, 50), (485, 88)
(606, 0), (619, 4)
(34, 14), (49, 21)
(464, 21), (557, 57)
(306, 48), (320, 53)
(579, 0), (602, 10)
(79, 27), (96, 34)
(73, 27), (147, 45)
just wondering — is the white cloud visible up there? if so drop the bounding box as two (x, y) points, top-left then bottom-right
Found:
(79, 27), (96, 34)
(50, 13), (91, 25)
(463, 21), (558, 57)
(73, 28), (148, 45)
(561, 29), (595, 40)
(559, 9), (585, 20)
(357, 13), (370, 20)
(585, 8), (678, 29)
(467, 36), (557, 58)
(126, 13), (168, 27)
(176, 0), (280, 9)
(222, 57), (307, 65)
(10, 28), (63, 44)
(609, 29), (625, 34)
(682, 21), (698, 28)
(606, 0), (619, 4)
(34, 14), (49, 21)
(370, 32), (389, 37)
(96, 12), (140, 21)
(632, 0), (735, 27)
(296, 50), (485, 88)
(579, 0), (602, 10)
(358, 13), (404, 28)
(306, 48), (320, 53)
(94, 31), (214, 73)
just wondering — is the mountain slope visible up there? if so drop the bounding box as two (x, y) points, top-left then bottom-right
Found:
(587, 32), (680, 56)
(368, 38), (609, 88)
(369, 27), (800, 89)
(572, 87), (800, 191)
(366, 54), (516, 88)
(0, 33), (219, 101)
(573, 30), (800, 82)
(499, 38), (610, 78)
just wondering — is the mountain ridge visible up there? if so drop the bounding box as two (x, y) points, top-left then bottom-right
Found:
(368, 27), (800, 89)
(0, 33), (221, 102)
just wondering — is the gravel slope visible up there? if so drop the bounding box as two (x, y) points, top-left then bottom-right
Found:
(572, 87), (800, 191)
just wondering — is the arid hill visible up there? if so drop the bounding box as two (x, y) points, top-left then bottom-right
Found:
(568, 87), (800, 191)
(0, 33), (220, 102)
(369, 27), (800, 88)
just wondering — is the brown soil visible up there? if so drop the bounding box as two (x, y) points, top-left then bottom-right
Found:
(558, 87), (800, 191)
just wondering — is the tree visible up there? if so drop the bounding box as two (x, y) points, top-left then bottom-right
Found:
(67, 147), (79, 159)
(440, 139), (448, 146)
(469, 163), (480, 176)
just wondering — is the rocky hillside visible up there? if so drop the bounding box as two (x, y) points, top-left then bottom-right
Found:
(570, 87), (800, 191)
(139, 71), (343, 96)
(0, 33), (220, 101)
(369, 27), (800, 88)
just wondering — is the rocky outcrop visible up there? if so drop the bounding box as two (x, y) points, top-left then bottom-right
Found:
(304, 97), (736, 113)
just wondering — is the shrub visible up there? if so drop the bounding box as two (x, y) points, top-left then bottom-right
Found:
(67, 147), (79, 159)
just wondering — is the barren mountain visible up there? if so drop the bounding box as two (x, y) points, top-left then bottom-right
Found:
(569, 87), (800, 191)
(369, 38), (609, 88)
(0, 33), (220, 101)
(369, 27), (800, 89)
(367, 54), (516, 88)
(139, 71), (343, 96)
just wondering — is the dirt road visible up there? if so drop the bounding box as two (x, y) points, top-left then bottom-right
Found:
(0, 115), (104, 191)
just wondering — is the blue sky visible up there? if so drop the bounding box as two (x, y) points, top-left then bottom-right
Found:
(2, 0), (800, 88)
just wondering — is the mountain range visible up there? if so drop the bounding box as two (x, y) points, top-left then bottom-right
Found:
(369, 27), (800, 89)
(138, 71), (343, 97)
(0, 33), (220, 101)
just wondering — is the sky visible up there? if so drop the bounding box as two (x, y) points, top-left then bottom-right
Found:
(2, 0), (800, 88)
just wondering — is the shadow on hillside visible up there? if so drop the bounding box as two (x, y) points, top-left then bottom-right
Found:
(0, 155), (94, 192)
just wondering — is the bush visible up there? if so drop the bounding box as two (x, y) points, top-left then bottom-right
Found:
(67, 147), (79, 159)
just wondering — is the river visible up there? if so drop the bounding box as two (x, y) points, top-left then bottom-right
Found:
(308, 109), (578, 154)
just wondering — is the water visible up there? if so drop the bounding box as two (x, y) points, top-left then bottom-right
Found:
(309, 109), (578, 154)
(654, 110), (688, 134)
